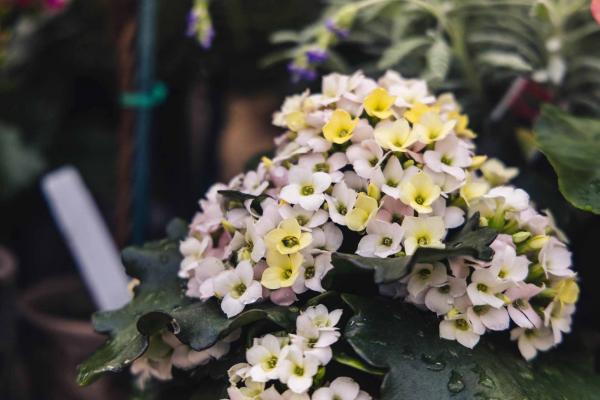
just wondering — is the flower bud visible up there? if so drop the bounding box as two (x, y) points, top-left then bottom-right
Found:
(512, 231), (531, 244)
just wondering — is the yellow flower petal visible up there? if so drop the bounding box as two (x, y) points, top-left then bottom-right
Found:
(345, 193), (378, 231)
(364, 87), (396, 119)
(322, 109), (359, 144)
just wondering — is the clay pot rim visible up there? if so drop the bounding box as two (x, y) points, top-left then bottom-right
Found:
(19, 275), (100, 338)
(0, 245), (16, 282)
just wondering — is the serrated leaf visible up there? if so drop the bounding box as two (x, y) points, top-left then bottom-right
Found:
(534, 105), (600, 214)
(77, 234), (297, 386)
(342, 294), (600, 400)
(477, 51), (533, 72)
(329, 213), (497, 285)
(377, 37), (430, 69)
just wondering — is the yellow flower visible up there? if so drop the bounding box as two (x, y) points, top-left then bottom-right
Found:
(363, 87), (396, 119)
(403, 103), (440, 124)
(373, 119), (418, 152)
(399, 172), (441, 214)
(265, 218), (312, 255)
(412, 111), (456, 144)
(555, 279), (579, 305)
(459, 176), (490, 205)
(402, 216), (446, 255)
(285, 111), (306, 132)
(261, 251), (303, 289)
(448, 111), (476, 139)
(322, 109), (359, 144)
(480, 158), (519, 186)
(345, 192), (379, 231)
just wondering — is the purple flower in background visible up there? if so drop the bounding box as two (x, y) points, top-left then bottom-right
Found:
(325, 18), (350, 39)
(44, 0), (68, 12)
(187, 0), (214, 50)
(288, 62), (317, 83)
(306, 48), (328, 64)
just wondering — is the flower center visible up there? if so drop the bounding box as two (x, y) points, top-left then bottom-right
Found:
(294, 366), (305, 376)
(473, 305), (488, 315)
(234, 283), (247, 297)
(386, 179), (399, 188)
(477, 283), (488, 293)
(337, 129), (349, 139)
(514, 299), (526, 309)
(441, 155), (452, 165)
(381, 237), (393, 247)
(296, 215), (308, 226)
(337, 204), (348, 215)
(418, 268), (431, 279)
(369, 157), (378, 166)
(498, 268), (507, 279)
(314, 162), (330, 172)
(282, 236), (300, 248)
(301, 185), (315, 196)
(417, 235), (430, 246)
(282, 268), (293, 280)
(415, 195), (425, 205)
(454, 318), (469, 331)
(305, 266), (315, 279)
(266, 355), (278, 369)
(439, 285), (450, 294)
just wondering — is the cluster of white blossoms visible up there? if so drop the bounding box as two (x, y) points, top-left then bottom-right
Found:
(226, 305), (371, 400)
(179, 70), (578, 360)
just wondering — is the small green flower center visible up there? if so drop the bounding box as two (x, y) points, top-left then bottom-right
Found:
(441, 155), (452, 165)
(439, 285), (450, 294)
(415, 195), (425, 205)
(282, 268), (293, 279)
(294, 366), (305, 376)
(477, 283), (488, 292)
(386, 179), (399, 188)
(337, 129), (349, 138)
(473, 305), (488, 315)
(282, 236), (300, 248)
(314, 162), (330, 173)
(381, 237), (393, 247)
(301, 185), (315, 196)
(296, 215), (308, 226)
(498, 268), (507, 279)
(234, 283), (247, 297)
(266, 356), (278, 369)
(337, 204), (348, 215)
(514, 299), (526, 309)
(305, 266), (315, 279)
(418, 268), (431, 278)
(455, 318), (469, 331)
(417, 235), (430, 246)
(369, 157), (378, 167)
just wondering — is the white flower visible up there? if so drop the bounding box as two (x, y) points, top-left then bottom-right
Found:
(242, 170), (270, 196)
(466, 268), (508, 309)
(505, 284), (543, 329)
(131, 354), (172, 389)
(309, 223), (344, 252)
(292, 253), (333, 294)
(324, 182), (357, 226)
(488, 243), (529, 283)
(373, 119), (418, 153)
(298, 152), (348, 183)
(213, 261), (263, 318)
(312, 377), (361, 400)
(543, 301), (575, 344)
(424, 276), (467, 315)
(439, 313), (482, 349)
(179, 236), (212, 278)
(279, 204), (329, 230)
(356, 219), (403, 258)
(401, 216), (446, 256)
(371, 156), (404, 199)
(484, 186), (530, 212)
(230, 219), (267, 263)
(467, 305), (510, 332)
(167, 331), (238, 370)
(301, 304), (343, 331)
(346, 139), (385, 179)
(185, 257), (225, 300)
(280, 166), (332, 211)
(278, 346), (320, 394)
(423, 134), (471, 180)
(247, 334), (289, 382)
(227, 379), (278, 400)
(228, 363), (251, 385)
(281, 390), (310, 400)
(539, 237), (574, 277)
(481, 158), (518, 186)
(389, 79), (435, 107)
(510, 327), (555, 360)
(290, 314), (338, 364)
(407, 263), (447, 298)
(429, 198), (464, 229)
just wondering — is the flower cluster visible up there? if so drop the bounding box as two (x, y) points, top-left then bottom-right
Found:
(179, 70), (578, 360)
(187, 0), (214, 49)
(227, 305), (371, 400)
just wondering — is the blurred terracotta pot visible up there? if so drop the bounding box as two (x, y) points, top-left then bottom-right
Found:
(19, 275), (126, 400)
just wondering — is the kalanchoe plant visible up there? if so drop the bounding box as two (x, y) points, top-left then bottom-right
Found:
(78, 72), (599, 399)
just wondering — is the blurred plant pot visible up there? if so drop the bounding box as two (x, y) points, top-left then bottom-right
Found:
(0, 246), (26, 400)
(19, 275), (127, 400)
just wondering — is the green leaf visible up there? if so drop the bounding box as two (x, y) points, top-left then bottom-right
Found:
(330, 213), (497, 284)
(377, 37), (430, 69)
(77, 236), (297, 386)
(534, 105), (600, 214)
(477, 51), (533, 72)
(424, 37), (451, 83)
(342, 295), (600, 400)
